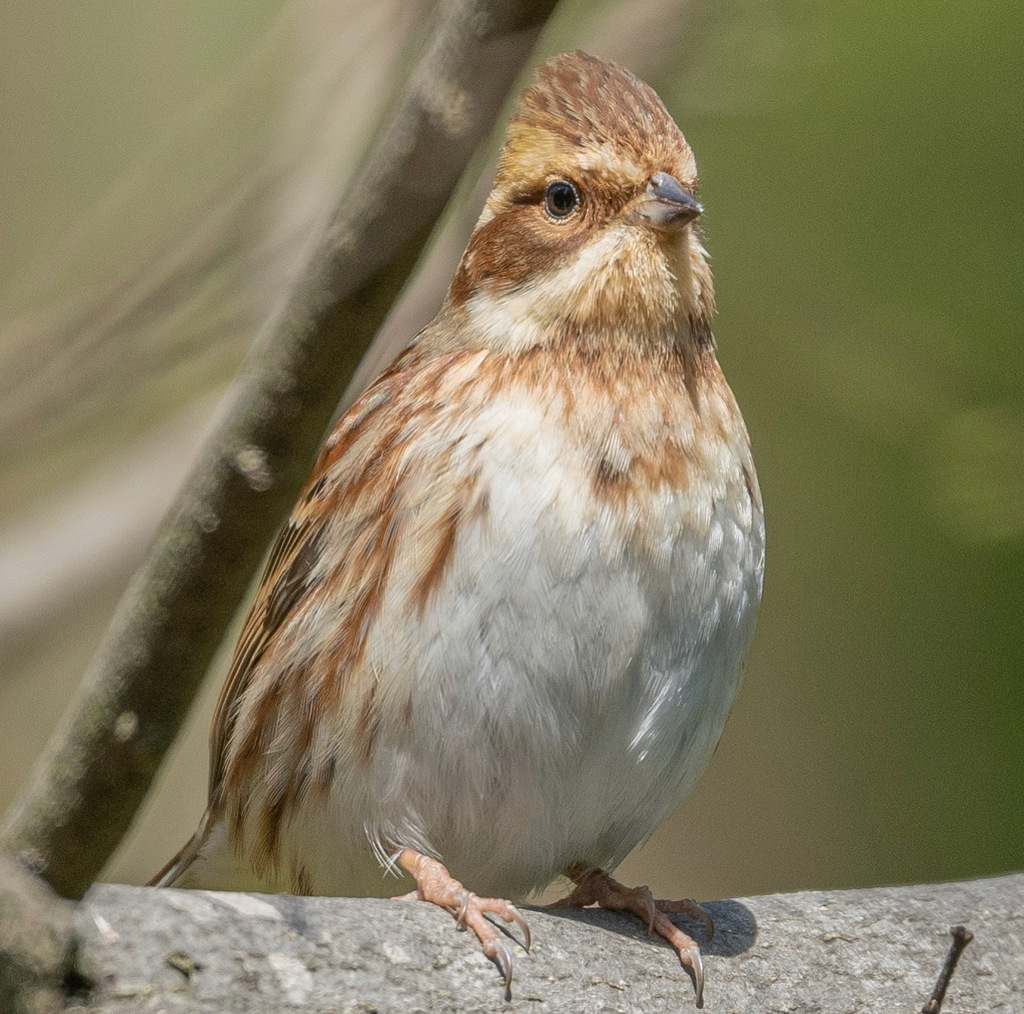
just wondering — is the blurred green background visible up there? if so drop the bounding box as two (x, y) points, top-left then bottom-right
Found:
(1, 0), (1020, 902)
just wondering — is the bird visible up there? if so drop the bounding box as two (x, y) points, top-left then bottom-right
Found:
(152, 50), (765, 1007)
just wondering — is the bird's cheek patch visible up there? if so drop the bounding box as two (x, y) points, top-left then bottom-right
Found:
(449, 208), (591, 302)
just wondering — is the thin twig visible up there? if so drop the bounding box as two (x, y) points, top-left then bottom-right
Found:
(0, 0), (559, 900)
(921, 924), (973, 1014)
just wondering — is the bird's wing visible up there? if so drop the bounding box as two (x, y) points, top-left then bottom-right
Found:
(206, 347), (429, 806)
(207, 506), (328, 799)
(152, 341), (491, 888)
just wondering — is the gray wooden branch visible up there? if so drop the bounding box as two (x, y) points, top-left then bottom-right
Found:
(51, 873), (1021, 1013)
(0, 0), (559, 902)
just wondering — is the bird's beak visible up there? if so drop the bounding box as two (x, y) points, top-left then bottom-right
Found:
(634, 172), (703, 231)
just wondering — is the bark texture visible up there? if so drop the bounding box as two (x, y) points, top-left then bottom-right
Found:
(62, 873), (1023, 1013)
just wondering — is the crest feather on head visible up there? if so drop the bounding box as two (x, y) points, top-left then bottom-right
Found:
(495, 51), (697, 194)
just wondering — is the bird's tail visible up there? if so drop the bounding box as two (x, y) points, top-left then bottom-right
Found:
(148, 809), (214, 888)
(149, 810), (269, 891)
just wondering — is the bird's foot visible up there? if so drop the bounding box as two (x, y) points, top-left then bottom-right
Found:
(395, 849), (531, 999)
(551, 865), (711, 1008)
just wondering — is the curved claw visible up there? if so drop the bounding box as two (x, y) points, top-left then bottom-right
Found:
(395, 851), (529, 1000)
(507, 903), (532, 952)
(455, 890), (470, 930)
(561, 866), (708, 1008)
(484, 937), (514, 1000)
(653, 910), (705, 1008)
(687, 943), (705, 1009)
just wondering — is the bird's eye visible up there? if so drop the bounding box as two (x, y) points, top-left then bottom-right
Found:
(544, 180), (580, 219)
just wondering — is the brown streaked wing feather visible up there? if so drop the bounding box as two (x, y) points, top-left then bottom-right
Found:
(208, 508), (327, 799)
(205, 344), (432, 804)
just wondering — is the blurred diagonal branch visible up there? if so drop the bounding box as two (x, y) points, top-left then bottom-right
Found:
(0, 0), (560, 900)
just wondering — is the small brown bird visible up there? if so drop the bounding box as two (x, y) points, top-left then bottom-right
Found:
(153, 51), (764, 1006)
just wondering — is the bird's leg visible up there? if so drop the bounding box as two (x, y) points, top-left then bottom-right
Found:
(550, 864), (712, 1008)
(394, 849), (531, 999)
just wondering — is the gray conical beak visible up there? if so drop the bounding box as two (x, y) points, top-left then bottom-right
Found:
(637, 171), (703, 231)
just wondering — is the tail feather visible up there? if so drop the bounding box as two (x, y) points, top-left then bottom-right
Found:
(149, 811), (271, 892)
(148, 809), (214, 888)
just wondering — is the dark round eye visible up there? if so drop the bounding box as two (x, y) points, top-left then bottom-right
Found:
(544, 180), (580, 219)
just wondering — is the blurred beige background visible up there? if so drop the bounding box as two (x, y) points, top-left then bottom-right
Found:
(1, 0), (1021, 904)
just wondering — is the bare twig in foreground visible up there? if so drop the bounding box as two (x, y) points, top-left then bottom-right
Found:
(0, 0), (559, 900)
(922, 924), (974, 1014)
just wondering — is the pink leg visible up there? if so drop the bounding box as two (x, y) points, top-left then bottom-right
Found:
(395, 849), (531, 999)
(551, 864), (712, 1008)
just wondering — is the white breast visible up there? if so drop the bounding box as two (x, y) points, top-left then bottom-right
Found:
(287, 378), (765, 901)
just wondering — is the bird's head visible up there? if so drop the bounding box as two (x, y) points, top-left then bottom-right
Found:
(445, 51), (714, 356)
